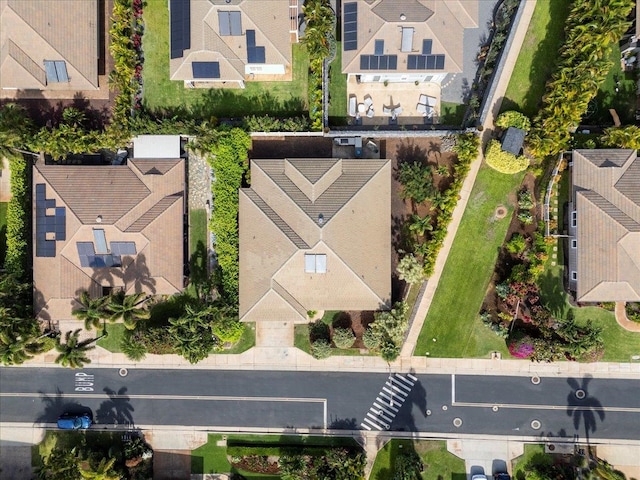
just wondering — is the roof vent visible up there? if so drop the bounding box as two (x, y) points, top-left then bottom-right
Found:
(400, 13), (406, 21)
(318, 214), (324, 225)
(96, 215), (102, 224)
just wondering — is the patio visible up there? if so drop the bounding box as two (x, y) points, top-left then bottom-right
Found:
(346, 76), (441, 126)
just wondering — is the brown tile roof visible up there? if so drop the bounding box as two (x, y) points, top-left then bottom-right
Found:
(239, 158), (391, 322)
(342, 0), (478, 75)
(169, 0), (292, 82)
(33, 158), (185, 322)
(572, 150), (640, 302)
(0, 0), (99, 90)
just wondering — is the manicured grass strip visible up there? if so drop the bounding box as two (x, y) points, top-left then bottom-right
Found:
(328, 42), (347, 123)
(440, 102), (466, 126)
(142, 2), (309, 116)
(189, 209), (208, 257)
(415, 165), (524, 358)
(501, 0), (572, 117)
(370, 440), (465, 480)
(192, 434), (231, 475)
(512, 444), (545, 476)
(96, 323), (126, 353)
(0, 202), (7, 266)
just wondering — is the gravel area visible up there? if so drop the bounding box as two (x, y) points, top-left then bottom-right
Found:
(188, 151), (212, 212)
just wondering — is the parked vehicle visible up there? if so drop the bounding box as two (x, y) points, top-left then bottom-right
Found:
(57, 413), (92, 430)
(495, 473), (511, 480)
(472, 475), (488, 480)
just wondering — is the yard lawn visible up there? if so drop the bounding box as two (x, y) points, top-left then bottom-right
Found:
(142, 2), (309, 116)
(415, 165), (524, 358)
(97, 323), (126, 353)
(370, 440), (465, 480)
(0, 202), (7, 266)
(501, 0), (572, 117)
(189, 209), (208, 257)
(440, 102), (466, 126)
(328, 42), (347, 124)
(511, 444), (546, 477)
(592, 43), (638, 125)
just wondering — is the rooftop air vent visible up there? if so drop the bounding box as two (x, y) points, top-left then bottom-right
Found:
(400, 13), (406, 21)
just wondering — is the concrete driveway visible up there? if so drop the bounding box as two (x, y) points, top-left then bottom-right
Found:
(447, 439), (524, 479)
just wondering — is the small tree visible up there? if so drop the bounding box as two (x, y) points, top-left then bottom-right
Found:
(495, 110), (531, 132)
(398, 162), (436, 204)
(311, 339), (332, 359)
(55, 329), (97, 369)
(72, 291), (109, 330)
(396, 254), (425, 285)
(120, 331), (147, 361)
(332, 327), (355, 349)
(362, 328), (382, 350)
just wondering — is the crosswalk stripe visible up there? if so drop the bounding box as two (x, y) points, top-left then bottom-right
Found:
(376, 395), (399, 411)
(373, 402), (396, 418)
(360, 422), (371, 430)
(391, 379), (412, 393)
(363, 417), (384, 430)
(368, 408), (394, 422)
(367, 411), (392, 425)
(394, 374), (415, 388)
(390, 384), (409, 396)
(382, 386), (407, 399)
(407, 373), (418, 382)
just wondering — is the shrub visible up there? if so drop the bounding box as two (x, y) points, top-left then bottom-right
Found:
(121, 331), (147, 361)
(517, 211), (534, 225)
(398, 162), (435, 203)
(506, 234), (527, 255)
(495, 111), (531, 132)
(362, 328), (381, 350)
(4, 155), (29, 279)
(485, 140), (529, 174)
(379, 340), (400, 362)
(396, 254), (425, 285)
(601, 125), (640, 150)
(212, 317), (244, 344)
(517, 190), (535, 210)
(311, 339), (332, 359)
(508, 336), (534, 358)
(332, 327), (355, 349)
(495, 282), (510, 299)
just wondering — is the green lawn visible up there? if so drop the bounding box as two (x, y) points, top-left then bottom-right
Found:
(328, 42), (347, 125)
(0, 202), (7, 266)
(97, 323), (126, 353)
(440, 102), (466, 126)
(511, 444), (546, 480)
(370, 440), (466, 480)
(189, 209), (208, 257)
(591, 43), (638, 125)
(501, 0), (572, 116)
(415, 166), (524, 358)
(142, 2), (309, 116)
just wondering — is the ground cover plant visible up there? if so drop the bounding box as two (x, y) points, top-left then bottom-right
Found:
(0, 202), (7, 265)
(415, 165), (524, 358)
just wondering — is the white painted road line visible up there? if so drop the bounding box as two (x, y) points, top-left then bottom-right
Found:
(361, 372), (417, 431)
(373, 402), (396, 416)
(394, 374), (415, 388)
(369, 407), (394, 423)
(407, 373), (418, 382)
(377, 393), (399, 411)
(451, 374), (456, 404)
(391, 379), (412, 394)
(360, 422), (372, 431)
(451, 401), (640, 413)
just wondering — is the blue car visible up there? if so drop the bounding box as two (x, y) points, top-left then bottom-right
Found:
(57, 413), (92, 430)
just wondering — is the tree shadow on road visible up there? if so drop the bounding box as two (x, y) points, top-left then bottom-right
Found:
(36, 388), (90, 424)
(566, 375), (604, 445)
(95, 386), (135, 426)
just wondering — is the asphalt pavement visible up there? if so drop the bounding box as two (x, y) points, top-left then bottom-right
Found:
(1, 368), (639, 442)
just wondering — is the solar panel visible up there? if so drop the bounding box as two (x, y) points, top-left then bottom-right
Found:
(426, 54), (435, 69)
(434, 54), (445, 69)
(374, 40), (384, 56)
(422, 39), (433, 55)
(44, 61), (57, 83)
(192, 62), (221, 78)
(230, 12), (242, 35)
(359, 55), (397, 70)
(248, 46), (265, 64)
(111, 242), (137, 255)
(401, 28), (414, 53)
(407, 54), (445, 70)
(36, 184), (46, 199)
(170, 0), (191, 59)
(343, 2), (358, 51)
(77, 242), (95, 256)
(246, 29), (256, 47)
(54, 61), (68, 82)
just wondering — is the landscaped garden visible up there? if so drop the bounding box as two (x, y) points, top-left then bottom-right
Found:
(0, 201), (7, 266)
(191, 433), (364, 479)
(369, 439), (465, 480)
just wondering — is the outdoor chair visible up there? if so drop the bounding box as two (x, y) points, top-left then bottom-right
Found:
(383, 106), (392, 115)
(366, 107), (375, 118)
(419, 94), (428, 105)
(364, 95), (374, 109)
(426, 96), (437, 107)
(417, 103), (428, 115)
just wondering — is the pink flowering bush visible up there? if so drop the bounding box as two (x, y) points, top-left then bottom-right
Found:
(508, 336), (534, 358)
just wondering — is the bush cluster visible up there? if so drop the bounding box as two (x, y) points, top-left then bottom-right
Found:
(484, 139), (529, 174)
(243, 115), (310, 132)
(495, 111), (531, 132)
(364, 302), (409, 362)
(4, 154), (29, 279)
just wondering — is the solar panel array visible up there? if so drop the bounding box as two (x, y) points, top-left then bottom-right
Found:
(192, 62), (221, 78)
(219, 11), (242, 36)
(246, 30), (266, 64)
(77, 242), (127, 268)
(343, 2), (358, 51)
(43, 61), (69, 83)
(110, 242), (137, 256)
(35, 184), (66, 258)
(170, 0), (191, 59)
(374, 40), (384, 56)
(407, 54), (445, 70)
(360, 55), (398, 70)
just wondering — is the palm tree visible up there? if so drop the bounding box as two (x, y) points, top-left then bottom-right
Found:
(0, 329), (43, 365)
(55, 329), (99, 369)
(408, 214), (433, 238)
(107, 292), (150, 330)
(0, 103), (34, 159)
(78, 457), (121, 480)
(72, 291), (109, 330)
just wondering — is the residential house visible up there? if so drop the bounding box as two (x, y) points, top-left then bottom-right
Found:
(0, 0), (100, 93)
(341, 0), (479, 84)
(169, 0), (297, 87)
(239, 158), (391, 322)
(568, 149), (640, 303)
(33, 158), (185, 323)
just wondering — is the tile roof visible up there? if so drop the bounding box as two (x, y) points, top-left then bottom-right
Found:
(342, 0), (478, 75)
(33, 158), (185, 322)
(572, 150), (640, 302)
(0, 0), (99, 90)
(169, 0), (292, 82)
(239, 158), (391, 322)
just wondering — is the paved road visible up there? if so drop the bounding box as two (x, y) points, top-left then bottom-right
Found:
(1, 368), (638, 441)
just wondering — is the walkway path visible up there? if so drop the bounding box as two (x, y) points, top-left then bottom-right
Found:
(615, 302), (640, 332)
(401, 0), (538, 358)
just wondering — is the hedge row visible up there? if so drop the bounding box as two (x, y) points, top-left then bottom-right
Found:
(4, 154), (29, 279)
(208, 128), (251, 305)
(422, 133), (479, 277)
(227, 445), (335, 458)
